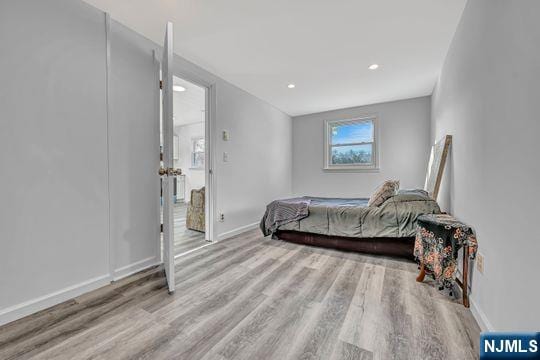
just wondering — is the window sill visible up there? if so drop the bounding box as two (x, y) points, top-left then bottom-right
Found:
(323, 166), (380, 173)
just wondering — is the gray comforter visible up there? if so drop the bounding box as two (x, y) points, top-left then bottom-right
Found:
(260, 190), (441, 238)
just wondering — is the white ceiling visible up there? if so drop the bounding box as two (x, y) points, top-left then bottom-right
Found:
(173, 76), (205, 127)
(85, 0), (466, 116)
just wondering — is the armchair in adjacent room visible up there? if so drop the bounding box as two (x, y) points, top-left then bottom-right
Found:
(186, 186), (205, 232)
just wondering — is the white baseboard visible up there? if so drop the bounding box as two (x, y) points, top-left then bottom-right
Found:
(455, 268), (494, 332)
(470, 297), (494, 332)
(0, 256), (161, 327)
(113, 256), (160, 281)
(0, 274), (111, 327)
(174, 243), (213, 259)
(217, 222), (259, 241)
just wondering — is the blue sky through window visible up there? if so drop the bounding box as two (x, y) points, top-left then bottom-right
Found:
(331, 121), (373, 145)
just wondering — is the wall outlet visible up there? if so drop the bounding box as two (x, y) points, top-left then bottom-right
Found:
(476, 253), (484, 274)
(219, 213), (225, 222)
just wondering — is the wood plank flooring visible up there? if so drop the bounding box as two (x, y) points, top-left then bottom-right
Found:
(0, 229), (481, 360)
(173, 202), (207, 256)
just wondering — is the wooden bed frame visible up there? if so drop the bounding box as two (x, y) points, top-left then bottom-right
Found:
(274, 135), (452, 259)
(275, 230), (415, 259)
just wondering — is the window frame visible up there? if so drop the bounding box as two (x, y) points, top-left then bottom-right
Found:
(190, 136), (205, 170)
(323, 116), (379, 171)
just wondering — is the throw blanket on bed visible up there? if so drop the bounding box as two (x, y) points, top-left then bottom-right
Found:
(260, 197), (311, 236)
(261, 190), (441, 238)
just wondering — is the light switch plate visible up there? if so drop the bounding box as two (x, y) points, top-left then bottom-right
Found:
(223, 152), (229, 162)
(222, 130), (230, 141)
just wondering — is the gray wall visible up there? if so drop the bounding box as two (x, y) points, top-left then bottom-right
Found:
(431, 0), (540, 330)
(292, 97), (431, 197)
(0, 0), (292, 325)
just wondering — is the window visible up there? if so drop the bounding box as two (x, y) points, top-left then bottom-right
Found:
(324, 117), (378, 170)
(191, 137), (205, 169)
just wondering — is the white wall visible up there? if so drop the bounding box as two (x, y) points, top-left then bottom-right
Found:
(0, 0), (292, 325)
(215, 82), (292, 238)
(169, 56), (293, 240)
(0, 0), (111, 324)
(174, 122), (205, 202)
(108, 20), (161, 278)
(431, 0), (540, 331)
(292, 97), (431, 197)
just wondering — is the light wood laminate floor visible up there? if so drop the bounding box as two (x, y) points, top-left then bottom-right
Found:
(0, 229), (481, 360)
(173, 202), (207, 256)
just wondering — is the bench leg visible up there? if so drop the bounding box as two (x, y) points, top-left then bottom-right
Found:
(462, 245), (470, 308)
(416, 261), (426, 282)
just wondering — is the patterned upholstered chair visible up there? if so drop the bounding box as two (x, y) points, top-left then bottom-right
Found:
(186, 186), (205, 232)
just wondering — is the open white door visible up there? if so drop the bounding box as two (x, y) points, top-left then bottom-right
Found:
(161, 22), (175, 294)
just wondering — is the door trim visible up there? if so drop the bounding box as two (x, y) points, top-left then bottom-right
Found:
(170, 70), (216, 243)
(205, 84), (216, 242)
(104, 12), (115, 280)
(153, 49), (162, 262)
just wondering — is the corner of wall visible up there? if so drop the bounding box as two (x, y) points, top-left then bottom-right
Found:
(470, 297), (494, 332)
(113, 256), (161, 281)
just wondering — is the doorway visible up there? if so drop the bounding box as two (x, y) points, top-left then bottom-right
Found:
(170, 75), (210, 256)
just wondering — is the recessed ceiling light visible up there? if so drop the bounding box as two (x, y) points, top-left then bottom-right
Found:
(287, 84), (296, 89)
(368, 64), (379, 70)
(173, 85), (186, 92)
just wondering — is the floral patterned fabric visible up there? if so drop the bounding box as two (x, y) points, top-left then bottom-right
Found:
(186, 187), (205, 232)
(414, 214), (478, 290)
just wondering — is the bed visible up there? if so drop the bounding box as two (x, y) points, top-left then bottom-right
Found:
(260, 190), (441, 259)
(260, 135), (451, 259)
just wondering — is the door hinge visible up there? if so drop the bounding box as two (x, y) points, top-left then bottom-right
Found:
(159, 80), (163, 89)
(160, 223), (163, 233)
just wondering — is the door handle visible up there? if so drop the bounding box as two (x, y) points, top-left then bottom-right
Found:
(159, 167), (182, 176)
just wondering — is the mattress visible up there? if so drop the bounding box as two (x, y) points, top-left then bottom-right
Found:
(263, 190), (441, 239)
